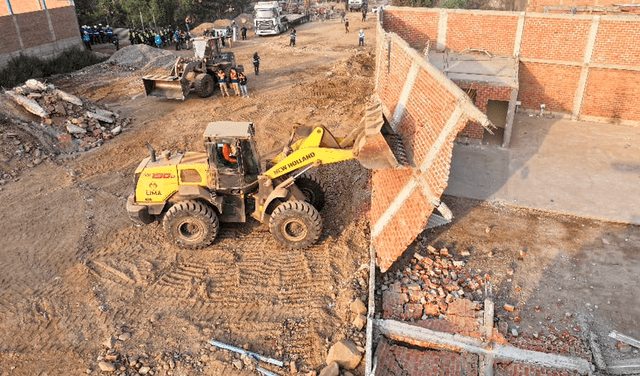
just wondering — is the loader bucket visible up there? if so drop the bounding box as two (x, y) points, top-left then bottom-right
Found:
(353, 98), (408, 170)
(142, 75), (189, 100)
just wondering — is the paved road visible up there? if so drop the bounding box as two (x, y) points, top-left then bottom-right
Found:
(446, 113), (640, 224)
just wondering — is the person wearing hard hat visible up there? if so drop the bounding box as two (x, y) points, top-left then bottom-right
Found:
(359, 29), (364, 46)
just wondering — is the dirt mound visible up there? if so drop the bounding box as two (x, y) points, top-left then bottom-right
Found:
(212, 19), (233, 29)
(191, 22), (215, 36)
(234, 13), (255, 30)
(107, 44), (175, 68)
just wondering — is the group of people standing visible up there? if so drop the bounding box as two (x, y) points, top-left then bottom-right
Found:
(214, 52), (260, 98)
(217, 68), (249, 98)
(82, 24), (118, 50)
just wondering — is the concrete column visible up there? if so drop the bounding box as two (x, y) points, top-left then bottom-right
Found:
(12, 15), (25, 51)
(502, 86), (519, 149)
(436, 9), (447, 52)
(513, 12), (525, 58)
(390, 61), (419, 132)
(572, 16), (599, 120)
(41, 0), (58, 42)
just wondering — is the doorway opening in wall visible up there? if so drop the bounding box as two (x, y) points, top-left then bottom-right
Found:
(483, 100), (508, 146)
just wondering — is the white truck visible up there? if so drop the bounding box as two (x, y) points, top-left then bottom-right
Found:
(348, 0), (366, 11)
(254, 1), (289, 36)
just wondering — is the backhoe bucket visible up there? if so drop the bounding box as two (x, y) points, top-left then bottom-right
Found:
(142, 75), (189, 100)
(354, 98), (408, 170)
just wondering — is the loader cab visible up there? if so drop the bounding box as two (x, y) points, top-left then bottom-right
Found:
(204, 122), (260, 192)
(193, 36), (221, 61)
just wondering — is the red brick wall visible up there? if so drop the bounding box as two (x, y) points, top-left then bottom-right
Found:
(518, 62), (581, 112)
(373, 29), (481, 271)
(382, 9), (438, 49)
(446, 13), (519, 57)
(376, 338), (480, 375)
(592, 19), (640, 67)
(377, 41), (412, 117)
(15, 11), (53, 49)
(458, 85), (512, 139)
(519, 17), (591, 62)
(50, 6), (80, 40)
(400, 69), (457, 167)
(581, 68), (640, 122)
(0, 16), (20, 52)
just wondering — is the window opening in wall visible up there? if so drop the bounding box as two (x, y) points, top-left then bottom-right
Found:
(483, 100), (508, 146)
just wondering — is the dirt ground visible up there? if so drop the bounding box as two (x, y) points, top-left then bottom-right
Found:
(0, 8), (639, 376)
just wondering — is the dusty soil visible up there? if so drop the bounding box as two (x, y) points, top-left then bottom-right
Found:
(0, 14), (376, 376)
(1, 8), (639, 376)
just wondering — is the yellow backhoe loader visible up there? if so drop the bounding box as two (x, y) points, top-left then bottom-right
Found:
(127, 98), (407, 249)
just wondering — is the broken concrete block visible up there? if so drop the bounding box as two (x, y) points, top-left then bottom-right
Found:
(67, 123), (87, 134)
(318, 362), (339, 376)
(350, 299), (367, 316)
(98, 361), (116, 372)
(352, 314), (366, 331)
(326, 339), (362, 370)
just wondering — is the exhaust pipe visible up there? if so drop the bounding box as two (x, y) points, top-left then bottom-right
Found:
(146, 143), (156, 162)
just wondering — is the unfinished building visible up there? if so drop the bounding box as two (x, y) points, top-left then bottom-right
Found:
(381, 7), (640, 148)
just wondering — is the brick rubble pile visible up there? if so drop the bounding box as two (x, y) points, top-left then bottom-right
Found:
(380, 245), (485, 322)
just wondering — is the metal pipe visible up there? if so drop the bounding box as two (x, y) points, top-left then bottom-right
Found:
(208, 340), (284, 367)
(5, 0), (13, 15)
(256, 367), (282, 376)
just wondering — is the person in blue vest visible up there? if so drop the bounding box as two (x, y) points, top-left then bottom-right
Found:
(359, 29), (364, 46)
(83, 30), (91, 50)
(154, 31), (163, 48)
(253, 52), (260, 75)
(106, 25), (114, 43)
(97, 24), (105, 43)
(174, 29), (181, 50)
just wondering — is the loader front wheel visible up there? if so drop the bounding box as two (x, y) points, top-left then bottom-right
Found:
(270, 201), (322, 250)
(295, 173), (326, 211)
(195, 73), (214, 98)
(163, 200), (219, 249)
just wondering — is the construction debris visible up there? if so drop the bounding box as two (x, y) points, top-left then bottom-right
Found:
(609, 330), (640, 349)
(381, 247), (484, 320)
(0, 79), (131, 179)
(325, 339), (362, 370)
(208, 339), (284, 367)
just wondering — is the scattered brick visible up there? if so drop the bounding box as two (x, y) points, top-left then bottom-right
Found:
(504, 304), (516, 312)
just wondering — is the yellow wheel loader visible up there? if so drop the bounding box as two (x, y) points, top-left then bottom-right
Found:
(142, 36), (243, 100)
(127, 99), (407, 249)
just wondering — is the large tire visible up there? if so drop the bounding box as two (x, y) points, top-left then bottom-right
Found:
(163, 200), (219, 249)
(269, 201), (322, 250)
(295, 173), (326, 211)
(195, 73), (214, 98)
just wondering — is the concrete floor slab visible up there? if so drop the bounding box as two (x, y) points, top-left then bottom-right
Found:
(445, 113), (640, 224)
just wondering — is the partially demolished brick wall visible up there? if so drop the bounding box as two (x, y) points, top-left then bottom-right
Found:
(0, 1), (83, 69)
(382, 8), (640, 126)
(372, 21), (490, 272)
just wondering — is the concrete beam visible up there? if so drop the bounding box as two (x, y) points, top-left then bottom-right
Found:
(375, 319), (593, 374)
(607, 358), (640, 375)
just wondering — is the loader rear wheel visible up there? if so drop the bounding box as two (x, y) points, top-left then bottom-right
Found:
(195, 73), (214, 98)
(295, 173), (326, 211)
(270, 201), (322, 250)
(163, 200), (219, 249)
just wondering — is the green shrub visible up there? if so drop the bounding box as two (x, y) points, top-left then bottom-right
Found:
(0, 48), (106, 89)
